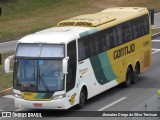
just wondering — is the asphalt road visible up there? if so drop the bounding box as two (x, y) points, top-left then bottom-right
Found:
(154, 12), (160, 26)
(0, 35), (160, 120)
(0, 40), (17, 53)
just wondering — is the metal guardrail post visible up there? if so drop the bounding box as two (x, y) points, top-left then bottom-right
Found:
(0, 7), (1, 15)
(0, 54), (2, 65)
(149, 9), (154, 25)
(158, 90), (160, 111)
(0, 8), (1, 15)
(0, 7), (1, 64)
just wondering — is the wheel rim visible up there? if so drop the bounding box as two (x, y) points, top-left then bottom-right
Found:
(126, 69), (131, 86)
(80, 91), (85, 105)
(135, 66), (139, 80)
(134, 68), (138, 80)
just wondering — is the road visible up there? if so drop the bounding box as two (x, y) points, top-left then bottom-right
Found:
(0, 40), (17, 53)
(0, 35), (160, 120)
(154, 12), (160, 26)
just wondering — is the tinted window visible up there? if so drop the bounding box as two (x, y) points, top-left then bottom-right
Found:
(142, 15), (149, 35)
(106, 28), (114, 48)
(101, 31), (109, 51)
(116, 25), (123, 45)
(78, 39), (85, 61)
(84, 37), (91, 58)
(78, 36), (91, 61)
(133, 17), (143, 38)
(66, 41), (77, 92)
(90, 35), (98, 56)
(122, 21), (133, 42)
(78, 14), (149, 61)
(132, 15), (149, 39)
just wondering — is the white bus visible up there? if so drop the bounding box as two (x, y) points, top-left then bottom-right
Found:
(5, 7), (151, 109)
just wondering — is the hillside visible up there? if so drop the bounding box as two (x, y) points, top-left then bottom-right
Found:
(0, 0), (159, 42)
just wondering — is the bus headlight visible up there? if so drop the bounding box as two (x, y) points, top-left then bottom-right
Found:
(52, 94), (66, 100)
(14, 93), (23, 99)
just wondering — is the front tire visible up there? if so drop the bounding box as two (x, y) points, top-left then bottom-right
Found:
(78, 88), (87, 109)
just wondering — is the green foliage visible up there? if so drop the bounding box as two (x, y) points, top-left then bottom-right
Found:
(0, 52), (14, 91)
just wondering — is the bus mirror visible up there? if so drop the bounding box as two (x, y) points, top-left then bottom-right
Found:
(4, 55), (14, 73)
(62, 57), (69, 74)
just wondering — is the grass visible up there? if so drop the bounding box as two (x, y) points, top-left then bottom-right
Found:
(0, 51), (14, 91)
(0, 0), (160, 42)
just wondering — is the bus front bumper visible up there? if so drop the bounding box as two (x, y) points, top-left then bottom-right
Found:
(14, 97), (70, 109)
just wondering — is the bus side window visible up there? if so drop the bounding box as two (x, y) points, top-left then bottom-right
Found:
(132, 19), (138, 39)
(96, 33), (103, 53)
(135, 17), (143, 38)
(106, 28), (114, 49)
(90, 35), (98, 56)
(113, 26), (119, 46)
(142, 15), (149, 35)
(116, 25), (123, 45)
(66, 40), (77, 92)
(84, 37), (91, 58)
(101, 31), (109, 51)
(78, 39), (85, 61)
(122, 22), (133, 42)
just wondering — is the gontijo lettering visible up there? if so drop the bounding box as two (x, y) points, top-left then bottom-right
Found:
(114, 44), (135, 60)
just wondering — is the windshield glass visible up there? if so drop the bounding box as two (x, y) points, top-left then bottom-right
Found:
(14, 59), (64, 92)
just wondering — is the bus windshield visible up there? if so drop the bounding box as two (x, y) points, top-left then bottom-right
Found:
(14, 59), (64, 92)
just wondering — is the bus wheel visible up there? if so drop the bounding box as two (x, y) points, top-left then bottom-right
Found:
(132, 64), (139, 84)
(78, 88), (86, 109)
(124, 67), (132, 87)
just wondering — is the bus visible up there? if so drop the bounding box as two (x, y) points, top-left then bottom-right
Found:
(5, 7), (151, 109)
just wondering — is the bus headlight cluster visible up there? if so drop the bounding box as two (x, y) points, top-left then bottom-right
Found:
(14, 93), (23, 99)
(52, 94), (66, 100)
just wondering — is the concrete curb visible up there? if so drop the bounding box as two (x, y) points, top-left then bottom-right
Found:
(0, 87), (13, 97)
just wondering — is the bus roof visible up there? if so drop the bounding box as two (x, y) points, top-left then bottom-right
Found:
(18, 7), (149, 44)
(58, 7), (148, 27)
(18, 26), (92, 44)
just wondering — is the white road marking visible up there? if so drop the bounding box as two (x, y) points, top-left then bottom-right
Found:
(3, 95), (14, 99)
(152, 40), (160, 42)
(98, 97), (127, 111)
(152, 48), (160, 54)
(155, 12), (160, 16)
(152, 48), (160, 51)
(15, 108), (24, 111)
